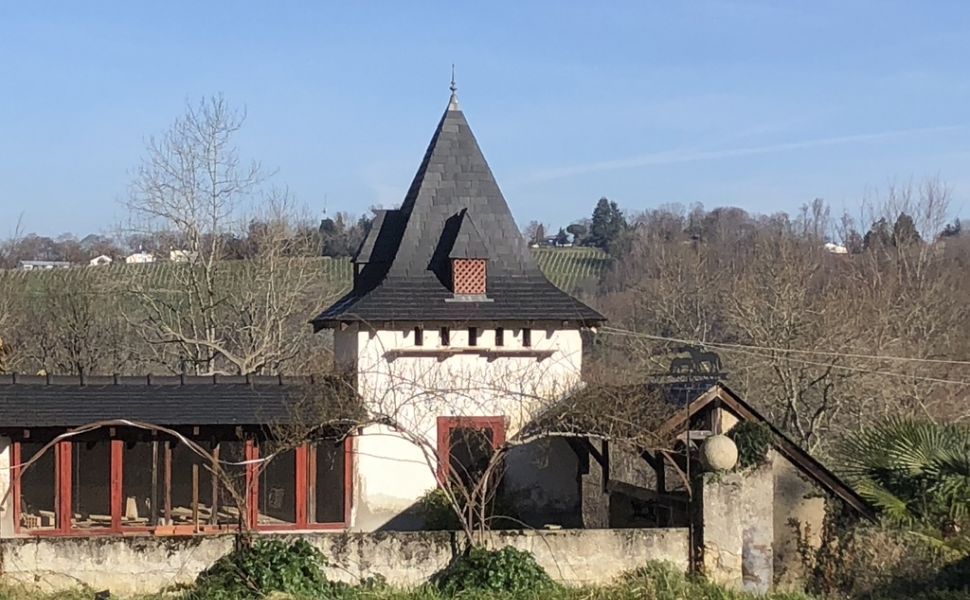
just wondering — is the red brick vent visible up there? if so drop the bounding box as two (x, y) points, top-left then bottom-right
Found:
(452, 259), (487, 295)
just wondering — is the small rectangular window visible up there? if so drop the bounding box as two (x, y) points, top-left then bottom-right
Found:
(414, 327), (424, 346)
(440, 327), (450, 346)
(468, 327), (478, 347)
(522, 328), (532, 348)
(495, 327), (504, 347)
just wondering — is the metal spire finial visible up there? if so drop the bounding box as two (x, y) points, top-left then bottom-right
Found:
(448, 64), (459, 111)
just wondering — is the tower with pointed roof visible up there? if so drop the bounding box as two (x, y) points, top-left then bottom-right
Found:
(314, 85), (604, 530)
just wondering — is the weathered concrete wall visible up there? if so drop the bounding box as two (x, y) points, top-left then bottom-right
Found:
(772, 452), (827, 590)
(700, 463), (774, 592)
(739, 462), (774, 593)
(0, 528), (689, 596)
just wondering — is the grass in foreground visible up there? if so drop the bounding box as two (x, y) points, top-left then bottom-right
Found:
(0, 562), (818, 600)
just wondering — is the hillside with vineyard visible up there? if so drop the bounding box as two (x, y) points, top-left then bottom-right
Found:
(0, 246), (609, 299)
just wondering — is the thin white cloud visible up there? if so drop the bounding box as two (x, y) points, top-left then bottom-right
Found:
(527, 125), (964, 182)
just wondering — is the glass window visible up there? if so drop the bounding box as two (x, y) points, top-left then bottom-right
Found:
(18, 442), (58, 531)
(440, 327), (450, 346)
(468, 327), (478, 347)
(495, 328), (504, 347)
(258, 447), (296, 525)
(414, 327), (424, 346)
(310, 442), (346, 524)
(72, 440), (111, 530)
(522, 328), (532, 347)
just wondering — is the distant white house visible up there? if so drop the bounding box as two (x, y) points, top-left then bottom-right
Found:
(823, 242), (848, 255)
(17, 260), (72, 271)
(168, 249), (198, 263)
(88, 254), (113, 266)
(125, 251), (155, 264)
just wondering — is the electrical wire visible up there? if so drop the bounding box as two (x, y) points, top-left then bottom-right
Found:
(599, 326), (970, 387)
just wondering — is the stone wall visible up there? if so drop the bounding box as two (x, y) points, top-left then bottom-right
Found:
(699, 462), (774, 593)
(0, 528), (689, 596)
(772, 452), (827, 590)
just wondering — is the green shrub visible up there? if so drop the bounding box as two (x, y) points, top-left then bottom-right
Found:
(185, 538), (338, 600)
(434, 546), (555, 596)
(418, 488), (462, 531)
(730, 421), (773, 469)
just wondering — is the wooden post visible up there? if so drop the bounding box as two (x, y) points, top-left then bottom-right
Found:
(151, 441), (159, 526)
(210, 445), (220, 525)
(163, 443), (172, 525)
(192, 462), (200, 533)
(111, 440), (123, 531)
(57, 441), (72, 533)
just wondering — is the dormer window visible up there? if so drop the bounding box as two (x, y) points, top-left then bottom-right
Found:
(452, 259), (487, 296)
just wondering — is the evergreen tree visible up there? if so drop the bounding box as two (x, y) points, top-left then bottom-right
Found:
(554, 228), (569, 246)
(587, 197), (628, 252)
(533, 223), (546, 245)
(892, 212), (922, 246)
(863, 218), (892, 251)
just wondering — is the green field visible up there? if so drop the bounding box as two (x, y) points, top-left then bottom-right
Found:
(0, 247), (609, 297)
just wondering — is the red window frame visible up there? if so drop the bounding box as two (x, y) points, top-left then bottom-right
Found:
(12, 436), (353, 537)
(436, 416), (506, 486)
(248, 439), (353, 532)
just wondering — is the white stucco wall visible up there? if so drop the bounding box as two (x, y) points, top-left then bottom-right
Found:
(0, 437), (12, 538)
(336, 323), (585, 531)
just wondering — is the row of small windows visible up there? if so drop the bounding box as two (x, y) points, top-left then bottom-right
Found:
(412, 327), (533, 348)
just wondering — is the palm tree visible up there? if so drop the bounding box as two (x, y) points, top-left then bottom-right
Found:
(839, 419), (970, 555)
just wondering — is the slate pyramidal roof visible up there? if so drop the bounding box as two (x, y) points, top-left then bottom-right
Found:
(313, 94), (605, 330)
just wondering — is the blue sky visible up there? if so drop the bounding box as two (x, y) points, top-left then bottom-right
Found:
(1, 1), (968, 237)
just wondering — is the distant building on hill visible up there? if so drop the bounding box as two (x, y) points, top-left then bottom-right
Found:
(125, 251), (155, 264)
(168, 249), (197, 263)
(17, 260), (71, 271)
(823, 242), (848, 255)
(88, 254), (113, 266)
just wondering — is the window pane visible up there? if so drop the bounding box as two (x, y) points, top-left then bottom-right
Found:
(258, 447), (296, 525)
(448, 427), (495, 488)
(311, 442), (345, 524)
(19, 442), (57, 530)
(122, 440), (163, 527)
(72, 441), (111, 530)
(214, 441), (247, 526)
(169, 440), (214, 527)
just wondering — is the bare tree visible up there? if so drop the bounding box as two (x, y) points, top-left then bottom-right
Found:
(123, 97), (319, 375)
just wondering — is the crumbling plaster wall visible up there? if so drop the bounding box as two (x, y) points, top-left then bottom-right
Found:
(772, 452), (827, 590)
(0, 528), (689, 596)
(700, 462), (774, 593)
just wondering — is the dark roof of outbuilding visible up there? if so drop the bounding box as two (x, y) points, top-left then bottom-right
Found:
(659, 382), (876, 521)
(312, 94), (604, 328)
(0, 374), (357, 428)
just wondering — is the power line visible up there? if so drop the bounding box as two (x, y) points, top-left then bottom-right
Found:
(599, 326), (970, 368)
(598, 327), (970, 387)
